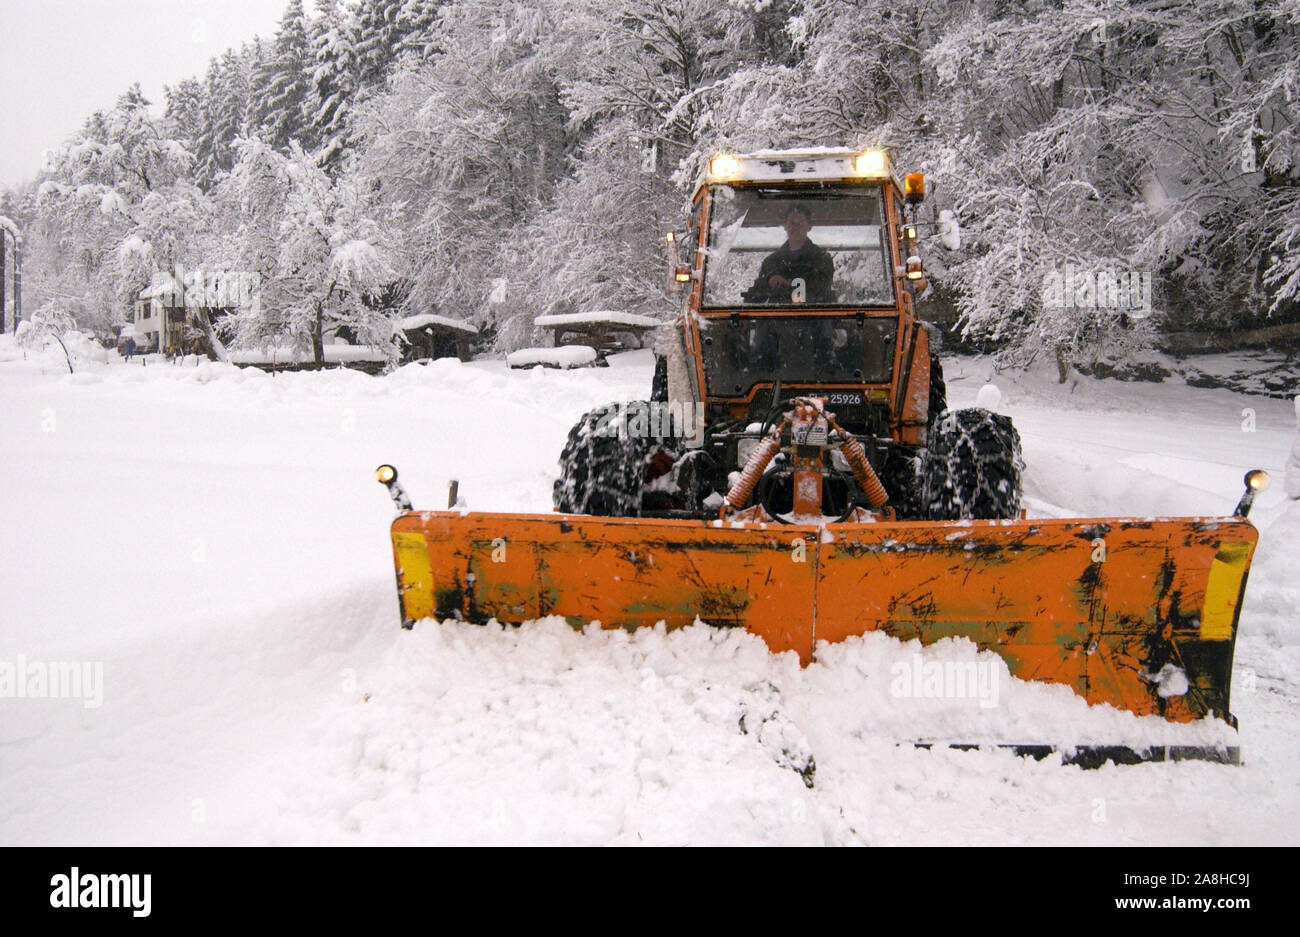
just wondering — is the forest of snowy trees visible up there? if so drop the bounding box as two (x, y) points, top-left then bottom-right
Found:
(2, 0), (1297, 369)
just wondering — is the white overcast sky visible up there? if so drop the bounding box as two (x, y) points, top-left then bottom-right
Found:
(0, 0), (290, 190)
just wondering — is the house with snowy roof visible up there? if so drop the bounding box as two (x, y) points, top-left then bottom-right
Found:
(131, 270), (255, 356)
(131, 281), (186, 353)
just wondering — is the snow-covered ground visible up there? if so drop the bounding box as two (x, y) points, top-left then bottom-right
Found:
(1, 339), (1296, 845)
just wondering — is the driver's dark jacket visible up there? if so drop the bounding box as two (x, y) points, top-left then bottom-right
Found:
(742, 238), (835, 303)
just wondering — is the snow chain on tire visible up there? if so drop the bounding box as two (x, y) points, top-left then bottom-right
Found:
(928, 352), (948, 431)
(877, 352), (947, 521)
(553, 401), (661, 517)
(923, 407), (1025, 521)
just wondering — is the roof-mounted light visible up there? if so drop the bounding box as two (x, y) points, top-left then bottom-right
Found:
(905, 172), (925, 204)
(855, 150), (888, 177)
(709, 153), (740, 179)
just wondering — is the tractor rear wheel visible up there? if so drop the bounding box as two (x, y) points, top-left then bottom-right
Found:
(553, 402), (660, 516)
(923, 408), (1024, 520)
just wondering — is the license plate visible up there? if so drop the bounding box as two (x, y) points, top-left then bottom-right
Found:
(825, 391), (864, 406)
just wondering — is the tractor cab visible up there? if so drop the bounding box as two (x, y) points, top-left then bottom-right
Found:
(650, 148), (938, 516)
(663, 148), (932, 445)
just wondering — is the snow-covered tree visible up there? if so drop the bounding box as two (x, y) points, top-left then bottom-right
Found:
(914, 0), (1300, 366)
(394, 0), (446, 60)
(351, 1), (572, 339)
(115, 183), (217, 307)
(30, 85), (200, 333)
(196, 46), (257, 188)
(558, 0), (769, 143)
(21, 0), (1299, 369)
(254, 0), (314, 152)
(163, 78), (207, 166)
(355, 0), (406, 92)
(218, 138), (397, 364)
(500, 119), (684, 341)
(310, 0), (361, 173)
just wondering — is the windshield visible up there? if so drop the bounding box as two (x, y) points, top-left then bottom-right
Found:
(702, 185), (894, 308)
(698, 315), (898, 397)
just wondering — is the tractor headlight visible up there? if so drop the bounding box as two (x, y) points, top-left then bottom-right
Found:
(376, 464), (397, 484)
(1246, 470), (1270, 491)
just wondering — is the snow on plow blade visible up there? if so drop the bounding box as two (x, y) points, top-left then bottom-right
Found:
(388, 512), (1257, 723)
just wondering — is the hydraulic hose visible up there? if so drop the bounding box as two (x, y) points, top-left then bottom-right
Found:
(836, 430), (889, 510)
(723, 429), (783, 514)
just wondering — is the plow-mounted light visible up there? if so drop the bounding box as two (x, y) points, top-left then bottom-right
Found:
(1234, 469), (1269, 518)
(855, 149), (888, 177)
(905, 255), (924, 280)
(376, 464), (413, 513)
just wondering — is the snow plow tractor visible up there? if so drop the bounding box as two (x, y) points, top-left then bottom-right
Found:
(378, 148), (1265, 758)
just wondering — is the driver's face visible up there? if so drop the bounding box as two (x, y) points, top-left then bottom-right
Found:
(784, 212), (811, 243)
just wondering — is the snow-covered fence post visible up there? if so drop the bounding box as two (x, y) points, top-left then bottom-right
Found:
(0, 215), (21, 335)
(1286, 396), (1300, 501)
(12, 238), (20, 329)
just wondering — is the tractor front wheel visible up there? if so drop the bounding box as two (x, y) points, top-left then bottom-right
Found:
(553, 401), (662, 516)
(922, 408), (1024, 520)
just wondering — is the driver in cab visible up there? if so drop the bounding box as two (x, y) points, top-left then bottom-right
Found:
(742, 203), (835, 304)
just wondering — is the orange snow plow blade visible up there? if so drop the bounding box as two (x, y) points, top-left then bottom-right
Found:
(388, 511), (1257, 724)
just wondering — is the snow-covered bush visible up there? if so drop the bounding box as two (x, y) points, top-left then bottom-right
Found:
(16, 303), (80, 373)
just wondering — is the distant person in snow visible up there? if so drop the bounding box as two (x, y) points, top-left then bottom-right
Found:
(125, 337), (136, 362)
(743, 204), (835, 305)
